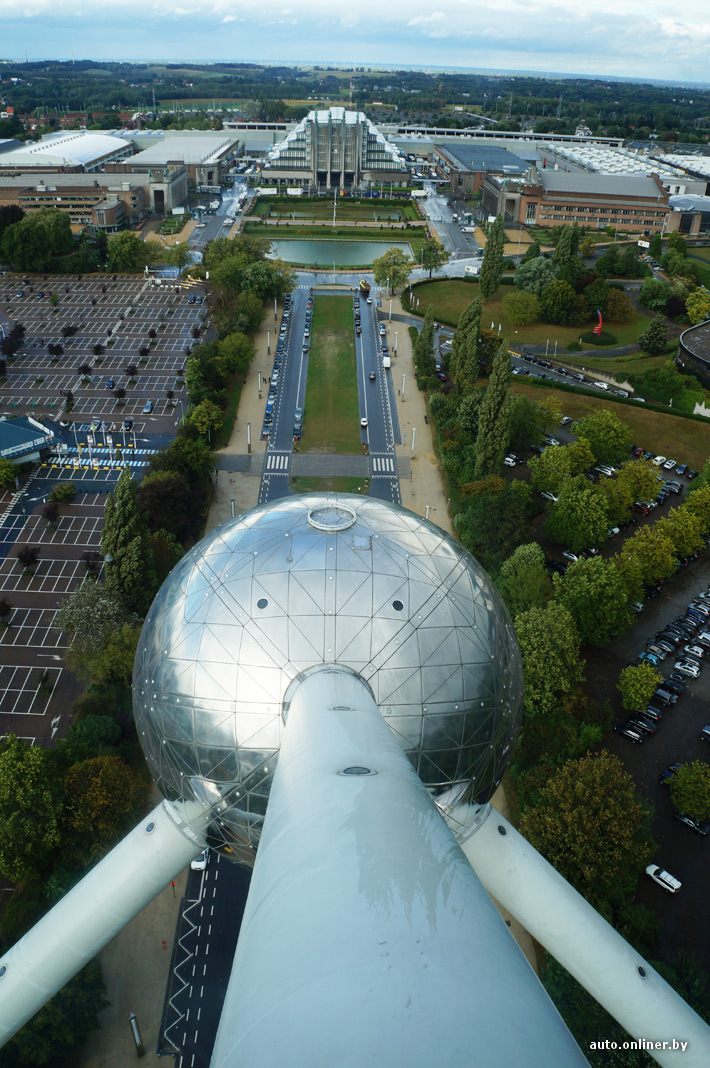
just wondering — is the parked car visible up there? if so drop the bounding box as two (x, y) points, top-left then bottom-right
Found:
(653, 455), (667, 466)
(640, 705), (663, 722)
(658, 762), (682, 786)
(652, 689), (678, 707)
(543, 436), (560, 447)
(674, 812), (710, 836)
(142, 400), (154, 414)
(594, 464), (616, 477)
(673, 660), (701, 678)
(645, 864), (681, 893)
(687, 469), (699, 480)
(684, 644), (706, 659)
(614, 724), (644, 744)
(638, 651), (661, 666)
(561, 550), (579, 563)
(676, 464), (688, 477)
(541, 491), (559, 502)
(660, 679), (684, 697)
(700, 726), (710, 744)
(608, 526), (620, 538)
(191, 847), (209, 871)
(633, 501), (650, 515)
(627, 715), (658, 737)
(663, 458), (677, 470)
(504, 455), (517, 467)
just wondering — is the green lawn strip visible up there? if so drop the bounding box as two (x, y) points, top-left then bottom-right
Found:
(557, 352), (668, 379)
(301, 295), (361, 454)
(291, 476), (370, 494)
(688, 246), (710, 262)
(251, 197), (419, 222)
(405, 278), (652, 347)
(214, 373), (243, 450)
(510, 381), (710, 470)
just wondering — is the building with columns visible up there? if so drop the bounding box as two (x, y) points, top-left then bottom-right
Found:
(261, 107), (407, 193)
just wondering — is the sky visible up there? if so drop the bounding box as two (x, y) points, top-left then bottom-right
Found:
(1, 0), (710, 86)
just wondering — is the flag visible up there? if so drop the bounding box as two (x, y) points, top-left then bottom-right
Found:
(593, 309), (603, 336)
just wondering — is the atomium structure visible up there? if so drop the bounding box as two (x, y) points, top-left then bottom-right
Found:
(133, 495), (522, 864)
(1, 495), (709, 1068)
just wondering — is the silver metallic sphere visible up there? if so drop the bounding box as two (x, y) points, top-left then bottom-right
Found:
(133, 495), (522, 863)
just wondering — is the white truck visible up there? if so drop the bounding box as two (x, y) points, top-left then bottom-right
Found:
(383, 355), (391, 369)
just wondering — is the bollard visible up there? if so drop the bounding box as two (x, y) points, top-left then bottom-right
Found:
(128, 1012), (145, 1058)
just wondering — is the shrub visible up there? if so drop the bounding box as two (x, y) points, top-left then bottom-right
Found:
(578, 330), (617, 346)
(49, 481), (77, 503)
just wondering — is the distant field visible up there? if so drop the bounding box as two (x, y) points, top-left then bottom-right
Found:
(300, 296), (360, 454)
(510, 382), (710, 470)
(407, 278), (653, 348)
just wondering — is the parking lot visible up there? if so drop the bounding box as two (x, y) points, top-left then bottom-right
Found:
(1, 273), (205, 431)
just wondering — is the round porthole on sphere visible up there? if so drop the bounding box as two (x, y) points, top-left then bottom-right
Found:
(256, 598), (268, 609)
(392, 600), (404, 611)
(340, 766), (375, 776)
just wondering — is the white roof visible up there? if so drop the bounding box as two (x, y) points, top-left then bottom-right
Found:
(129, 135), (238, 166)
(0, 130), (131, 168)
(545, 143), (681, 179)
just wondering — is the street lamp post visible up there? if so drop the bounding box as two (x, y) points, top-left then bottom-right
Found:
(394, 331), (398, 355)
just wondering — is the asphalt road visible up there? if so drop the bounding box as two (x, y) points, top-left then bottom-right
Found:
(160, 853), (250, 1067)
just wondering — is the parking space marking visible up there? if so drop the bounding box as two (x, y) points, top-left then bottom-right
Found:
(0, 665), (62, 716)
(0, 608), (65, 649)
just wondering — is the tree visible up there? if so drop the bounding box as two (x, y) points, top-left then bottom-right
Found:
(5, 960), (108, 1068)
(101, 469), (157, 616)
(649, 233), (663, 258)
(16, 545), (40, 573)
(55, 580), (139, 681)
(0, 596), (12, 624)
(553, 557), (633, 646)
(0, 456), (19, 490)
(420, 238), (449, 278)
(618, 663), (662, 712)
(522, 240), (540, 262)
(545, 478), (609, 554)
(655, 508), (705, 560)
(617, 526), (677, 586)
(540, 278), (580, 326)
(42, 500), (59, 526)
(216, 331), (253, 377)
(86, 623), (142, 688)
(529, 440), (595, 493)
(137, 470), (194, 541)
(456, 387), (485, 438)
(514, 255), (559, 296)
(58, 716), (122, 766)
(514, 603), (584, 719)
(62, 755), (146, 863)
(497, 543), (551, 618)
(1, 208), (72, 272)
(372, 247), (412, 294)
(552, 223), (583, 285)
(479, 214), (505, 299)
(0, 735), (64, 884)
(454, 480), (532, 575)
(189, 397), (223, 437)
(519, 750), (651, 907)
(449, 297), (481, 391)
(501, 289), (540, 326)
(685, 288), (710, 325)
(638, 277), (674, 312)
(413, 304), (436, 381)
(670, 761), (710, 823)
(574, 409), (632, 465)
(164, 241), (193, 273)
(473, 340), (512, 479)
(604, 287), (635, 323)
(638, 314), (669, 356)
(106, 230), (157, 272)
(148, 435), (215, 486)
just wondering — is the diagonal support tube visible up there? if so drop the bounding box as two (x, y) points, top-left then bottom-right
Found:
(443, 802), (710, 1068)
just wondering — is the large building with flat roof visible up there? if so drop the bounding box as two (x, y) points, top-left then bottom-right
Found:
(112, 134), (240, 187)
(482, 169), (675, 233)
(434, 143), (530, 194)
(262, 108), (407, 193)
(677, 321), (710, 387)
(0, 130), (133, 174)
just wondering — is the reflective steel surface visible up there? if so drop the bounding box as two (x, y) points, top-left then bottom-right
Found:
(133, 495), (523, 863)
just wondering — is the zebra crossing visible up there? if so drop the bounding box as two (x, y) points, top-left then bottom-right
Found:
(265, 451), (291, 472)
(42, 456), (150, 469)
(63, 446), (157, 458)
(370, 454), (397, 474)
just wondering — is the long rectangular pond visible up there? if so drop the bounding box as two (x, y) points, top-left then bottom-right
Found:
(267, 239), (413, 266)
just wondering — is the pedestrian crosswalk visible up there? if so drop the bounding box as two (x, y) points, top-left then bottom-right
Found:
(370, 454), (396, 474)
(43, 457), (149, 469)
(265, 452), (291, 472)
(64, 446), (157, 457)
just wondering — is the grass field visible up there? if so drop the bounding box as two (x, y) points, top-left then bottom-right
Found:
(407, 278), (652, 349)
(511, 381), (710, 470)
(559, 352), (669, 379)
(688, 246), (710, 262)
(251, 197), (420, 222)
(291, 476), (370, 494)
(300, 296), (361, 453)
